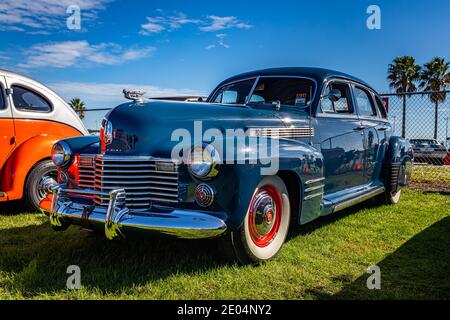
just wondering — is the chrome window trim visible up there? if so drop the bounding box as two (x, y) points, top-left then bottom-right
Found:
(9, 83), (54, 114)
(316, 79), (356, 118)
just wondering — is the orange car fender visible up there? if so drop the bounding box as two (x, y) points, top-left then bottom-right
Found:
(1, 134), (65, 200)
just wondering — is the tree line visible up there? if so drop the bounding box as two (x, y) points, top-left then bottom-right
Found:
(388, 56), (450, 139)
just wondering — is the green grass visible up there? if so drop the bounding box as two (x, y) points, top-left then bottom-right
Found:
(0, 189), (449, 300)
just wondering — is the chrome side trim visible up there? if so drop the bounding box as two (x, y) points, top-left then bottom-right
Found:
(333, 187), (385, 213)
(304, 184), (325, 193)
(247, 127), (314, 138)
(305, 177), (325, 185)
(304, 192), (323, 201)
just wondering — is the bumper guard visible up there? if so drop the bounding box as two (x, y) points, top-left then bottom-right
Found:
(43, 186), (227, 240)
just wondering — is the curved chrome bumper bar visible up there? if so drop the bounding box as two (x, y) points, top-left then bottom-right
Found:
(42, 186), (227, 240)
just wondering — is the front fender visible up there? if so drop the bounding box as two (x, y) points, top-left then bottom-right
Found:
(227, 138), (324, 230)
(1, 135), (67, 200)
(61, 135), (101, 155)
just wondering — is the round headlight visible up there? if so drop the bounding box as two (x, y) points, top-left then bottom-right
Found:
(51, 141), (72, 168)
(187, 144), (220, 179)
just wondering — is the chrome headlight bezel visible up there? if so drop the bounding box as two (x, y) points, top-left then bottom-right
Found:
(187, 144), (221, 180)
(51, 141), (72, 168)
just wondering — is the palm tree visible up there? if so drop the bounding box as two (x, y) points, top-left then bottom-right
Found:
(419, 57), (450, 140)
(69, 97), (86, 120)
(387, 56), (421, 138)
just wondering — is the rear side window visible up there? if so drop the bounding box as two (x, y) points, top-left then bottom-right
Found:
(0, 87), (5, 110)
(374, 96), (387, 119)
(321, 82), (353, 114)
(354, 87), (376, 117)
(11, 85), (52, 112)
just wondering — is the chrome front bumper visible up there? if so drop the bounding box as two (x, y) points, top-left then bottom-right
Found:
(43, 186), (227, 240)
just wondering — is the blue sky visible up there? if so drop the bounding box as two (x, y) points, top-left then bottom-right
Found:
(1, 0), (449, 129)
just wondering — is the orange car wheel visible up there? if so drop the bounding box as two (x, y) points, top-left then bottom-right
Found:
(24, 160), (58, 212)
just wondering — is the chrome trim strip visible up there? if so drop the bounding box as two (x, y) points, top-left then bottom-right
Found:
(333, 187), (385, 213)
(304, 184), (325, 193)
(304, 192), (324, 201)
(247, 127), (314, 138)
(305, 177), (325, 185)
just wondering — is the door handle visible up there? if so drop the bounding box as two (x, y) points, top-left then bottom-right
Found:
(353, 125), (365, 131)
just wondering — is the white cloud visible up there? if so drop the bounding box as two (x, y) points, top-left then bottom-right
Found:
(206, 33), (230, 50)
(199, 16), (252, 32)
(49, 81), (205, 105)
(18, 41), (155, 68)
(140, 12), (200, 35)
(140, 12), (252, 35)
(0, 0), (111, 33)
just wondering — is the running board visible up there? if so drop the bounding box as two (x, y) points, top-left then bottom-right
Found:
(333, 187), (385, 213)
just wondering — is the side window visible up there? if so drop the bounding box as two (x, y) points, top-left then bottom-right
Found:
(11, 85), (52, 112)
(321, 82), (353, 114)
(374, 96), (387, 119)
(0, 86), (5, 110)
(354, 87), (376, 117)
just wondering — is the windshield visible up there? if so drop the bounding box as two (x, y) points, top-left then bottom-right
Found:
(210, 77), (316, 108)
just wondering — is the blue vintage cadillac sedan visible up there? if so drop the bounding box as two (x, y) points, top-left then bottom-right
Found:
(40, 68), (413, 264)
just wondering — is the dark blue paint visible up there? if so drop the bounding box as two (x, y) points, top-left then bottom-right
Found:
(63, 68), (413, 231)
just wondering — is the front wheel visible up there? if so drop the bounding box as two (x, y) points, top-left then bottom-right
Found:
(24, 160), (58, 212)
(220, 176), (291, 265)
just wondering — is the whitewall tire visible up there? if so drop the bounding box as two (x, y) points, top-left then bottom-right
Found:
(222, 176), (291, 264)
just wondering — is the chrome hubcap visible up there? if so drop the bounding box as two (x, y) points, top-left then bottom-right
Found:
(248, 185), (282, 247)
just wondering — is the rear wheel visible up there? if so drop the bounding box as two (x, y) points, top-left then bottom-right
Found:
(220, 176), (291, 265)
(376, 159), (411, 205)
(24, 160), (58, 212)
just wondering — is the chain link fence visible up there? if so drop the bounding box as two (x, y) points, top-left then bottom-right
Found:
(380, 91), (450, 192)
(80, 92), (450, 192)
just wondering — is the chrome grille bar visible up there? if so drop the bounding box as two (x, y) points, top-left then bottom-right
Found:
(77, 154), (179, 209)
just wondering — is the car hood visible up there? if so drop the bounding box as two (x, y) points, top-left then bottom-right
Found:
(103, 100), (292, 157)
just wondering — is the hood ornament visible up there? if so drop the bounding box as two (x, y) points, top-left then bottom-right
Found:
(123, 89), (148, 103)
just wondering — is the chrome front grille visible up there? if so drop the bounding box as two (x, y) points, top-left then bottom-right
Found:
(77, 155), (179, 209)
(79, 155), (96, 189)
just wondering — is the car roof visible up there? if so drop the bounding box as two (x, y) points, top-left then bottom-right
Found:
(214, 67), (374, 92)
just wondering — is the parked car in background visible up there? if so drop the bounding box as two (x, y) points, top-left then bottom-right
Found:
(410, 139), (448, 165)
(0, 69), (88, 211)
(40, 67), (413, 264)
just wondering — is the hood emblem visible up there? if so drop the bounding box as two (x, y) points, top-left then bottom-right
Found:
(123, 89), (148, 103)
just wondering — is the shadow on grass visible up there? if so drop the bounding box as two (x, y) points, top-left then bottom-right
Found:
(0, 197), (386, 297)
(0, 216), (230, 297)
(307, 216), (450, 300)
(0, 201), (29, 215)
(288, 197), (381, 240)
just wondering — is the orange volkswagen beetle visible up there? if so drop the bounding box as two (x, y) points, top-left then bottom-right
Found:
(0, 69), (88, 211)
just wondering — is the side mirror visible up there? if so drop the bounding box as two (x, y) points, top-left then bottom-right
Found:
(325, 89), (342, 102)
(197, 97), (204, 102)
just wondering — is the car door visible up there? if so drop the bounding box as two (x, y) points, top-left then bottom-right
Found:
(352, 85), (384, 185)
(315, 81), (365, 195)
(0, 76), (15, 175)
